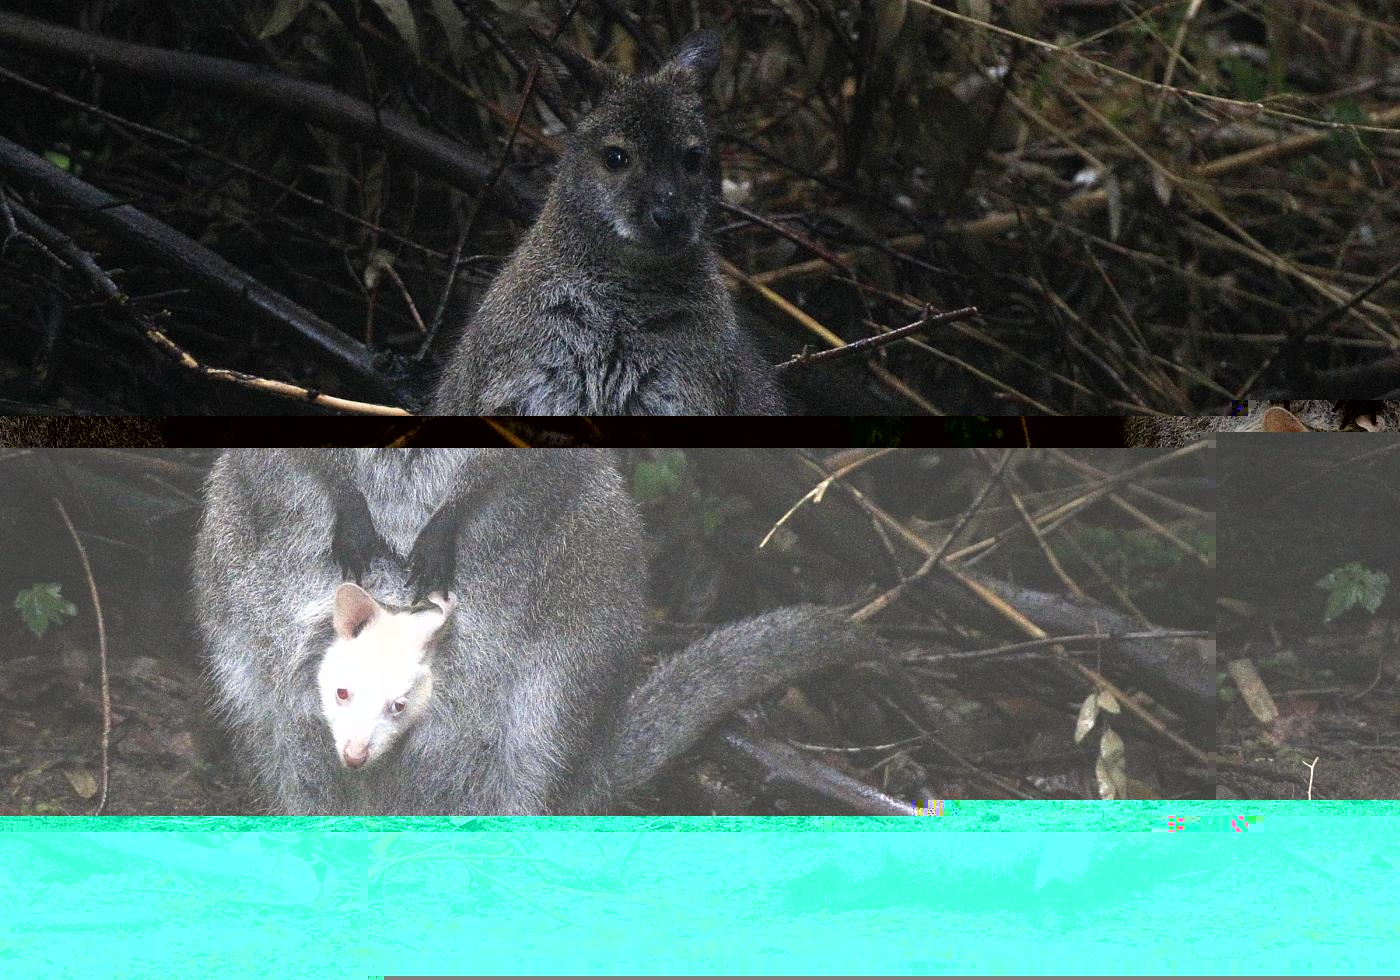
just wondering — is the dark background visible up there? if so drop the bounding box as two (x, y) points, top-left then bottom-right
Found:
(0, 447), (1215, 814)
(0, 1), (1395, 415)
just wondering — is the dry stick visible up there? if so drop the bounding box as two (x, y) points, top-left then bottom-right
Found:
(1153, 0), (1205, 120)
(917, 629), (1212, 663)
(906, 0), (1400, 134)
(53, 498), (111, 816)
(6, 194), (410, 415)
(0, 134), (400, 403)
(852, 449), (1014, 624)
(140, 329), (411, 415)
(755, 103), (1400, 288)
(716, 728), (914, 815)
(758, 448), (897, 550)
(451, 0), (570, 124)
(0, 12), (538, 218)
(479, 417), (531, 448)
(1062, 82), (1378, 328)
(421, 64), (541, 360)
(799, 449), (1215, 755)
(1235, 256), (1400, 398)
(774, 306), (980, 374)
(721, 258), (846, 348)
(0, 62), (447, 261)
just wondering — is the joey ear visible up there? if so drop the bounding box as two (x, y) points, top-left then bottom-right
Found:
(333, 582), (382, 640)
(1261, 407), (1309, 432)
(659, 29), (722, 91)
(407, 602), (452, 656)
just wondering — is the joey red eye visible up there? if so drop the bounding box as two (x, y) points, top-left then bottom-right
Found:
(336, 688), (350, 703)
(390, 697), (408, 715)
(603, 146), (630, 171)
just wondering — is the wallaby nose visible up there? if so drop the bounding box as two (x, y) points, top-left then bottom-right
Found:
(343, 742), (369, 768)
(650, 187), (685, 234)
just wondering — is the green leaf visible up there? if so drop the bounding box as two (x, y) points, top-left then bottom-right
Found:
(426, 0), (468, 68)
(632, 450), (688, 502)
(368, 0), (420, 57)
(15, 583), (78, 638)
(42, 150), (72, 172)
(1315, 562), (1390, 624)
(258, 0), (314, 39)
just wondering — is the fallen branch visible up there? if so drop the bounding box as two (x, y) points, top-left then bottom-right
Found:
(716, 726), (915, 815)
(53, 496), (111, 816)
(0, 12), (539, 219)
(775, 306), (980, 374)
(0, 135), (403, 403)
(141, 327), (411, 415)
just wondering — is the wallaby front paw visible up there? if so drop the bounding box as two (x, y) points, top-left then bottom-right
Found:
(330, 496), (395, 582)
(407, 510), (459, 600)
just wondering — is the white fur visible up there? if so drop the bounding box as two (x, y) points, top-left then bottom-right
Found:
(316, 584), (455, 770)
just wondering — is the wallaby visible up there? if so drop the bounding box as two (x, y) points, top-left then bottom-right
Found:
(317, 583), (454, 772)
(193, 450), (875, 815)
(1123, 401), (1400, 446)
(0, 416), (165, 447)
(430, 31), (784, 416)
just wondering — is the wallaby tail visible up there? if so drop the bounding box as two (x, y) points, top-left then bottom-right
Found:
(601, 605), (882, 805)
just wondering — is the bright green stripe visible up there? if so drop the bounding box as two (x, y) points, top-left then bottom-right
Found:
(2, 803), (1398, 976)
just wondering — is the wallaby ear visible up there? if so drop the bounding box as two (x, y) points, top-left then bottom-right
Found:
(659, 29), (722, 91)
(333, 582), (382, 640)
(1261, 407), (1309, 432)
(531, 28), (621, 110)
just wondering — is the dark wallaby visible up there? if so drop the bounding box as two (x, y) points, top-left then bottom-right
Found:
(193, 450), (874, 814)
(0, 416), (165, 446)
(430, 31), (784, 416)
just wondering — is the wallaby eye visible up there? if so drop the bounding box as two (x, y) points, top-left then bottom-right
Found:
(682, 147), (705, 174)
(390, 697), (408, 715)
(603, 146), (630, 171)
(336, 688), (350, 703)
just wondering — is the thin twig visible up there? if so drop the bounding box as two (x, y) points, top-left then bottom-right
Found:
(852, 450), (1014, 623)
(421, 64), (540, 359)
(775, 307), (980, 374)
(1235, 256), (1400, 397)
(53, 497), (111, 816)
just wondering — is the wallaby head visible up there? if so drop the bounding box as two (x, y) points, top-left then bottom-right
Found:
(548, 30), (722, 260)
(316, 582), (455, 771)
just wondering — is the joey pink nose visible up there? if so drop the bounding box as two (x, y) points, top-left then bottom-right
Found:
(343, 743), (369, 768)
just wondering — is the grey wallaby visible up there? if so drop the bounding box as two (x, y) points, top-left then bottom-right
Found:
(1123, 401), (1400, 446)
(430, 30), (784, 416)
(0, 416), (164, 447)
(193, 450), (873, 815)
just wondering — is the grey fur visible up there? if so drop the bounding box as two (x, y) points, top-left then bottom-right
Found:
(194, 449), (877, 814)
(1124, 401), (1400, 446)
(579, 605), (876, 809)
(431, 31), (784, 416)
(194, 449), (646, 814)
(0, 416), (164, 447)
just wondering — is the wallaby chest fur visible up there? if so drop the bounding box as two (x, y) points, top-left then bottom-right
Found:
(431, 31), (783, 416)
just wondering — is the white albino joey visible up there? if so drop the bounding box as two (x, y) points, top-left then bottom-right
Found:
(316, 582), (455, 770)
